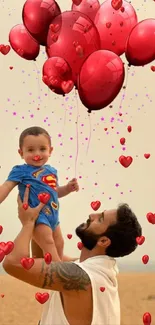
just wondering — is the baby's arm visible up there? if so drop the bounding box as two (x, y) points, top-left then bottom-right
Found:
(57, 178), (79, 198)
(0, 181), (17, 203)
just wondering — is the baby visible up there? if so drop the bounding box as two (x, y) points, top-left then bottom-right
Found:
(0, 126), (79, 261)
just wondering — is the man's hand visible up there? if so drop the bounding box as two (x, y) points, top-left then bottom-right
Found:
(67, 178), (79, 193)
(17, 186), (45, 226)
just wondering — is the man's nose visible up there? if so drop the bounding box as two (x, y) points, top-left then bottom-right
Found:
(89, 214), (97, 221)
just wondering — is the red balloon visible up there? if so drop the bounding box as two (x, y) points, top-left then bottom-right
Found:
(22, 0), (61, 45)
(9, 24), (40, 60)
(125, 19), (155, 66)
(94, 0), (137, 56)
(72, 0), (100, 22)
(46, 11), (100, 84)
(78, 50), (124, 112)
(42, 57), (74, 95)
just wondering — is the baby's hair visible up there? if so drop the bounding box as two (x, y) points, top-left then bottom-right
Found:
(19, 126), (51, 149)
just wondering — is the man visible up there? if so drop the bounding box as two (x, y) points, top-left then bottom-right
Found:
(3, 187), (142, 325)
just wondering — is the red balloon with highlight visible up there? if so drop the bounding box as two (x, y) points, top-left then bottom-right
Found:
(94, 0), (137, 56)
(46, 11), (100, 84)
(22, 0), (61, 45)
(9, 24), (40, 60)
(42, 57), (74, 95)
(72, 0), (100, 22)
(78, 50), (125, 112)
(125, 19), (155, 66)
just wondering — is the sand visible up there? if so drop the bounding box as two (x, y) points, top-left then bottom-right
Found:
(0, 272), (154, 325)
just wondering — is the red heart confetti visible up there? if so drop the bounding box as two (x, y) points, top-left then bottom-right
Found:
(23, 203), (28, 210)
(72, 0), (82, 4)
(0, 241), (14, 255)
(35, 292), (49, 304)
(91, 201), (101, 211)
(0, 45), (11, 55)
(106, 22), (112, 29)
(136, 236), (145, 245)
(120, 137), (125, 145)
(143, 312), (151, 325)
(127, 125), (132, 133)
(120, 6), (125, 12)
(44, 252), (52, 264)
(151, 66), (155, 72)
(50, 24), (60, 33)
(119, 156), (133, 168)
(111, 0), (122, 10)
(0, 225), (3, 234)
(144, 154), (150, 159)
(26, 184), (31, 188)
(1, 294), (4, 298)
(142, 255), (149, 264)
(146, 212), (155, 224)
(38, 193), (50, 204)
(0, 250), (5, 262)
(67, 234), (72, 239)
(77, 242), (83, 250)
(9, 66), (13, 70)
(100, 287), (105, 292)
(20, 257), (34, 270)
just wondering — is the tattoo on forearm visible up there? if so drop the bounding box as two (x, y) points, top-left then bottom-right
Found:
(41, 261), (91, 291)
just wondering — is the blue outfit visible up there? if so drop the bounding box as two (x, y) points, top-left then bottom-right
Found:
(7, 164), (59, 230)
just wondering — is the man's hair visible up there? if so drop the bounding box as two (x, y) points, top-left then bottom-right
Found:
(19, 126), (51, 148)
(104, 203), (142, 258)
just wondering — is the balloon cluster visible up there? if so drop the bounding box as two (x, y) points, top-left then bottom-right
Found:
(9, 0), (155, 112)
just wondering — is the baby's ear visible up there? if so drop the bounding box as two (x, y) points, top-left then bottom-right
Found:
(49, 146), (53, 155)
(18, 149), (23, 158)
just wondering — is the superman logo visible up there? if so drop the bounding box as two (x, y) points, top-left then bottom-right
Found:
(41, 174), (57, 191)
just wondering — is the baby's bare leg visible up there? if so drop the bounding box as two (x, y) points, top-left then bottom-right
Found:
(53, 225), (64, 260)
(33, 224), (61, 261)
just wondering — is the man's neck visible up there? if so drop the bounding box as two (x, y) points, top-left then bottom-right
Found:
(79, 247), (105, 262)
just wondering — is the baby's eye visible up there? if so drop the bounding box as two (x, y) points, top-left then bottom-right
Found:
(40, 148), (46, 151)
(28, 149), (33, 152)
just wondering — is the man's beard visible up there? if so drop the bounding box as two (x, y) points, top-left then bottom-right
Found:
(75, 222), (102, 250)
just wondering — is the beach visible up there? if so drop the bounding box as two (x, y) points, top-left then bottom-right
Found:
(0, 272), (154, 325)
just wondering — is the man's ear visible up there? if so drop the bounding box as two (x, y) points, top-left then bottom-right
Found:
(98, 236), (111, 249)
(18, 149), (23, 158)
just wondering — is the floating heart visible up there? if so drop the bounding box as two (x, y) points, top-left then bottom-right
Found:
(0, 45), (11, 55)
(20, 257), (34, 270)
(26, 184), (31, 188)
(144, 153), (150, 159)
(0, 225), (3, 234)
(1, 294), (4, 298)
(0, 249), (5, 262)
(127, 125), (132, 133)
(119, 156), (133, 168)
(120, 137), (125, 145)
(34, 155), (41, 161)
(72, 0), (82, 5)
(106, 22), (112, 29)
(151, 66), (155, 72)
(67, 234), (72, 239)
(143, 312), (151, 325)
(23, 203), (28, 210)
(136, 236), (145, 245)
(91, 201), (101, 211)
(100, 287), (105, 292)
(142, 255), (149, 265)
(3, 241), (14, 255)
(9, 66), (13, 70)
(111, 0), (122, 10)
(61, 80), (74, 94)
(44, 252), (52, 264)
(146, 212), (155, 224)
(51, 34), (58, 42)
(77, 242), (83, 250)
(35, 292), (49, 304)
(38, 193), (50, 204)
(104, 128), (108, 131)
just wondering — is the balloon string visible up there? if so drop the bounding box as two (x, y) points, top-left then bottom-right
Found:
(63, 96), (67, 133)
(86, 113), (92, 155)
(118, 64), (129, 113)
(74, 89), (79, 179)
(33, 60), (41, 106)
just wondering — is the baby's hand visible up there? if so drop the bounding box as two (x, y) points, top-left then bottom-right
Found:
(67, 178), (79, 193)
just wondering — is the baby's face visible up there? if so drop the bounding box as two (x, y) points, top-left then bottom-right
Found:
(19, 134), (53, 167)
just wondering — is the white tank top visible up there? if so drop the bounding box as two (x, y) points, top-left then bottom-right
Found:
(40, 255), (120, 325)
